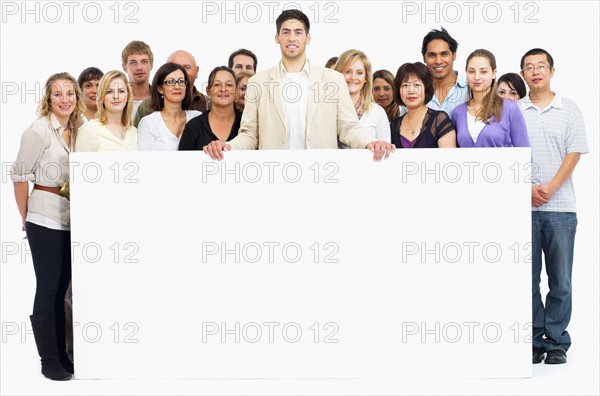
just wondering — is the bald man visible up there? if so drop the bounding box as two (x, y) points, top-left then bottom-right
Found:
(134, 50), (211, 127)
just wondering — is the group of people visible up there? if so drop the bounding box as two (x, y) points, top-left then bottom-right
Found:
(10, 9), (588, 380)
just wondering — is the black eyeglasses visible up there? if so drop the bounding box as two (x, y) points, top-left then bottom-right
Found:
(163, 78), (187, 86)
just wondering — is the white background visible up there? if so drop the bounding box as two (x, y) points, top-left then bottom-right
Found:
(1, 1), (598, 395)
(68, 149), (532, 381)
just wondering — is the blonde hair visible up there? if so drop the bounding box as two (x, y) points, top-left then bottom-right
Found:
(96, 70), (133, 128)
(38, 72), (84, 130)
(334, 49), (374, 113)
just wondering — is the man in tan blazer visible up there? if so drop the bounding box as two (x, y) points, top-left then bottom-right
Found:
(204, 9), (395, 161)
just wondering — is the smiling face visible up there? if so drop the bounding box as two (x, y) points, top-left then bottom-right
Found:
(49, 79), (77, 122)
(103, 77), (129, 114)
(343, 59), (366, 97)
(520, 53), (554, 93)
(424, 39), (456, 81)
(158, 69), (187, 105)
(399, 74), (425, 110)
(232, 55), (255, 76)
(373, 77), (394, 108)
(466, 56), (496, 95)
(275, 19), (311, 62)
(209, 70), (236, 106)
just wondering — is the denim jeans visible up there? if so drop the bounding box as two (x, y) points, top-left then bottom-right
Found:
(531, 211), (577, 353)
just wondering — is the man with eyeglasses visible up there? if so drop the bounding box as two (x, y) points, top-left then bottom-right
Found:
(134, 50), (211, 127)
(519, 48), (589, 365)
(204, 9), (394, 161)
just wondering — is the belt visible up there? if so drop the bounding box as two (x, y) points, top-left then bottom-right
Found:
(33, 184), (62, 196)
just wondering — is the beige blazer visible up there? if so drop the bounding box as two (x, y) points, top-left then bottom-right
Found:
(228, 62), (376, 150)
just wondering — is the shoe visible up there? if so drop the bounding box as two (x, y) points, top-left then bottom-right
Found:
(545, 349), (567, 365)
(60, 355), (74, 374)
(532, 347), (545, 364)
(30, 314), (72, 381)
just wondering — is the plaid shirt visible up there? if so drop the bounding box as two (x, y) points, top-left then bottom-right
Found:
(520, 93), (589, 212)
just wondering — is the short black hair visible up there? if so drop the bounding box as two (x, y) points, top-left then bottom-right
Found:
(77, 67), (104, 88)
(421, 27), (458, 56)
(393, 62), (434, 107)
(276, 9), (310, 34)
(228, 48), (258, 71)
(520, 48), (554, 70)
(150, 63), (191, 111)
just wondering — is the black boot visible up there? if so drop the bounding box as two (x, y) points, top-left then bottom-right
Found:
(30, 313), (72, 381)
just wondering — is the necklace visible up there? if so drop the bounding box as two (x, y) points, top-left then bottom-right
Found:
(406, 118), (418, 136)
(405, 108), (426, 136)
(354, 97), (364, 120)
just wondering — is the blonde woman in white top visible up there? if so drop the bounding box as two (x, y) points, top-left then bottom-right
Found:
(76, 70), (137, 152)
(11, 72), (84, 381)
(334, 49), (391, 146)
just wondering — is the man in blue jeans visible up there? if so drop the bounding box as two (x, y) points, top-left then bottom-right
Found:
(519, 48), (589, 364)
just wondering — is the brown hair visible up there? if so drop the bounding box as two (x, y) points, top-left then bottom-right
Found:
(466, 49), (503, 124)
(373, 69), (400, 121)
(121, 40), (154, 67)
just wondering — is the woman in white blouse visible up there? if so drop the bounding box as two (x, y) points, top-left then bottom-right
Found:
(334, 49), (391, 147)
(75, 70), (137, 152)
(11, 72), (84, 381)
(137, 63), (201, 150)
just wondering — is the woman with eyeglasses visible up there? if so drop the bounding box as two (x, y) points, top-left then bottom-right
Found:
(179, 66), (241, 151)
(391, 62), (457, 148)
(75, 70), (137, 152)
(451, 49), (530, 147)
(137, 63), (201, 151)
(11, 72), (84, 381)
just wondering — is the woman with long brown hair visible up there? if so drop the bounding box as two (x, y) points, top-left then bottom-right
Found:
(451, 49), (529, 147)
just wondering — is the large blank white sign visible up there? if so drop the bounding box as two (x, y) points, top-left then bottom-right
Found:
(69, 149), (531, 380)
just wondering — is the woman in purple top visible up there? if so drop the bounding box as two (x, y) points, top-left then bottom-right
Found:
(451, 49), (530, 148)
(390, 62), (456, 148)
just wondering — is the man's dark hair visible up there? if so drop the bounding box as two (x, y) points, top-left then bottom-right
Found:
(421, 27), (458, 56)
(276, 9), (310, 34)
(520, 48), (554, 70)
(228, 49), (258, 71)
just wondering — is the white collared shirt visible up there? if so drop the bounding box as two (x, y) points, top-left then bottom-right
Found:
(280, 60), (310, 149)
